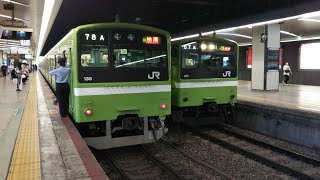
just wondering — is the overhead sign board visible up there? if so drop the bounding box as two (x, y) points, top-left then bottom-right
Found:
(20, 40), (30, 46)
(1, 30), (32, 40)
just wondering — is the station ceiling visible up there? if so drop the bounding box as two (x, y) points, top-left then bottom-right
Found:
(0, 0), (320, 56)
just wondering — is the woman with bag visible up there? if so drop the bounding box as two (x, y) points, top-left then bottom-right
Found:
(282, 62), (293, 85)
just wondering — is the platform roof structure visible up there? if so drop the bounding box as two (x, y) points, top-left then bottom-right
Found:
(0, 0), (320, 57)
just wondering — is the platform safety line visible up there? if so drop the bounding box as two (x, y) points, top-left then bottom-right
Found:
(6, 75), (41, 180)
(238, 95), (320, 112)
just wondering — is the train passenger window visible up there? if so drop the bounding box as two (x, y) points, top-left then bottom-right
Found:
(113, 49), (167, 68)
(80, 46), (109, 67)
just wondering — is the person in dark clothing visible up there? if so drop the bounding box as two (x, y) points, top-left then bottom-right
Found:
(15, 62), (23, 91)
(1, 64), (8, 77)
(49, 58), (71, 117)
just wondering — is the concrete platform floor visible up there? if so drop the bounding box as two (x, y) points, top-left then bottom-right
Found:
(0, 73), (107, 180)
(238, 80), (320, 113)
(0, 75), (31, 179)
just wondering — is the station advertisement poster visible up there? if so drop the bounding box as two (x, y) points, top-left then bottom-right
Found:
(267, 48), (279, 71)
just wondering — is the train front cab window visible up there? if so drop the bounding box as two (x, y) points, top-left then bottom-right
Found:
(181, 42), (199, 69)
(113, 49), (167, 68)
(78, 29), (169, 83)
(200, 54), (234, 69)
(180, 41), (237, 79)
(80, 46), (108, 67)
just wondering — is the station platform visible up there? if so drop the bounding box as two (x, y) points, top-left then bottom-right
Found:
(238, 80), (320, 114)
(0, 73), (108, 180)
(236, 80), (320, 149)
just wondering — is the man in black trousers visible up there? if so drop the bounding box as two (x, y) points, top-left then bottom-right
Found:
(49, 58), (71, 117)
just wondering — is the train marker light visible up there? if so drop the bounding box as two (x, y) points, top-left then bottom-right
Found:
(219, 46), (231, 52)
(84, 108), (93, 116)
(201, 44), (207, 50)
(161, 103), (167, 110)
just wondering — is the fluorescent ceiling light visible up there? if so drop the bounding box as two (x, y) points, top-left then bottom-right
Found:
(0, 39), (20, 43)
(239, 35), (320, 46)
(171, 34), (199, 41)
(0, 14), (11, 19)
(216, 32), (252, 39)
(0, 13), (30, 22)
(1, 0), (29, 7)
(281, 35), (320, 43)
(175, 10), (320, 41)
(203, 16), (299, 35)
(14, 17), (31, 23)
(298, 18), (320, 23)
(36, 0), (55, 57)
(238, 43), (253, 47)
(222, 38), (238, 44)
(280, 30), (301, 38)
(0, 45), (20, 48)
(300, 11), (320, 18)
(0, 43), (20, 45)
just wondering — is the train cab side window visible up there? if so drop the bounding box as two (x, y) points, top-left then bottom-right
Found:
(80, 46), (109, 67)
(181, 42), (199, 69)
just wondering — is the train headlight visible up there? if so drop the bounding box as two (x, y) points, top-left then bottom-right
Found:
(161, 103), (167, 110)
(201, 44), (207, 50)
(209, 44), (216, 50)
(84, 108), (93, 116)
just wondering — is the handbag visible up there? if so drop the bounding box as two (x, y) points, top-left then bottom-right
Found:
(285, 70), (290, 73)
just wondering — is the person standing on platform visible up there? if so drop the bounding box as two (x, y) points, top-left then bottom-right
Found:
(283, 62), (293, 85)
(15, 62), (23, 91)
(1, 63), (7, 78)
(8, 63), (14, 80)
(49, 57), (71, 117)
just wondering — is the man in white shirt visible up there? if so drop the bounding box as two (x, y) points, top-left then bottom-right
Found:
(282, 62), (292, 85)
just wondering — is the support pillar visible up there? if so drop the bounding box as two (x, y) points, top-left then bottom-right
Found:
(251, 24), (280, 90)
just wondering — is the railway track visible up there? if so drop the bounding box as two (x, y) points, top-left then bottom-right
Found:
(94, 140), (238, 179)
(188, 125), (320, 180)
(161, 140), (238, 180)
(94, 145), (184, 180)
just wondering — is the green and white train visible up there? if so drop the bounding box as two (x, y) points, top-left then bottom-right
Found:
(40, 23), (171, 149)
(40, 23), (238, 149)
(171, 37), (238, 122)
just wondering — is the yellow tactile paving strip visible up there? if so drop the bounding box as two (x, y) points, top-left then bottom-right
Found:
(7, 76), (41, 180)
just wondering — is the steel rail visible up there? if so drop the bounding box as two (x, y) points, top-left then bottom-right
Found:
(216, 124), (320, 167)
(190, 129), (318, 180)
(139, 145), (185, 180)
(162, 140), (238, 180)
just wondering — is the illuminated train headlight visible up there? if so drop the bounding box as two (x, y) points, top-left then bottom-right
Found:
(201, 44), (207, 50)
(84, 108), (93, 116)
(209, 44), (216, 50)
